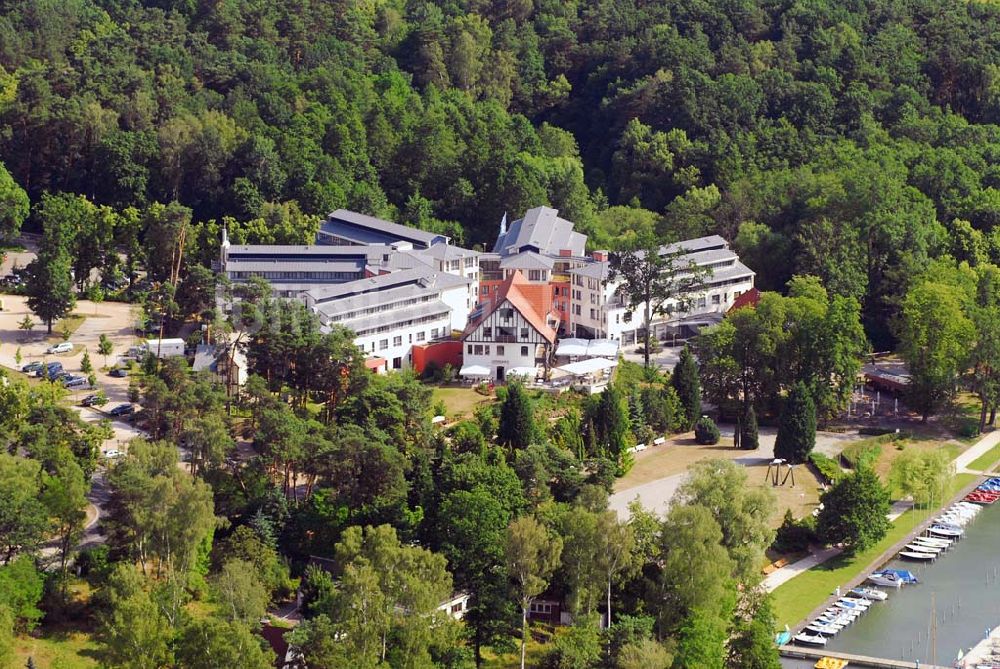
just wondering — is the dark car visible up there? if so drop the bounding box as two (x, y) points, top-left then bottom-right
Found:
(80, 394), (107, 407)
(107, 403), (134, 417)
(21, 361), (43, 374)
(108, 368), (128, 378)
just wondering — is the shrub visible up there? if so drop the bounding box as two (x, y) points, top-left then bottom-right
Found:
(694, 416), (720, 445)
(808, 452), (844, 484)
(772, 510), (817, 554)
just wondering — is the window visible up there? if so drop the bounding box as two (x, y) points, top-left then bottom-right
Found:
(474, 345), (483, 355)
(379, 339), (388, 350)
(485, 346), (490, 355)
(483, 327), (492, 339)
(393, 335), (402, 346)
(431, 328), (440, 338)
(520, 327), (528, 339)
(497, 346), (505, 355)
(417, 332), (426, 342)
(590, 308), (596, 319)
(481, 285), (489, 295)
(520, 346), (529, 356)
(392, 357), (402, 369)
(500, 308), (514, 320)
(698, 297), (707, 308)
(467, 344), (472, 353)
(529, 270), (542, 281)
(711, 294), (720, 305)
(408, 334), (412, 343)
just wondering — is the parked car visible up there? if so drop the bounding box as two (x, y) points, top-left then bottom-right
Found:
(47, 342), (74, 354)
(108, 368), (128, 378)
(52, 372), (73, 383)
(80, 394), (107, 407)
(21, 361), (43, 374)
(64, 376), (89, 389)
(107, 403), (134, 417)
(40, 362), (64, 378)
(103, 449), (122, 459)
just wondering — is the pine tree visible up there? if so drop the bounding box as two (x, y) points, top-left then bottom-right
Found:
(80, 350), (93, 374)
(774, 383), (816, 463)
(741, 405), (759, 450)
(671, 346), (701, 429)
(498, 381), (535, 450)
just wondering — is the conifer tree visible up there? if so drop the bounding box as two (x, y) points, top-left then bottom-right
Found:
(671, 346), (701, 429)
(741, 405), (759, 450)
(774, 383), (815, 463)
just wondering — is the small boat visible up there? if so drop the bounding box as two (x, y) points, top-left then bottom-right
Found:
(806, 623), (842, 636)
(900, 550), (935, 561)
(904, 543), (942, 554)
(867, 572), (903, 588)
(815, 658), (849, 669)
(883, 568), (919, 584)
(913, 536), (951, 547)
(850, 587), (888, 601)
(835, 598), (869, 610)
(775, 630), (791, 646)
(839, 596), (872, 608)
(928, 525), (963, 538)
(794, 632), (828, 646)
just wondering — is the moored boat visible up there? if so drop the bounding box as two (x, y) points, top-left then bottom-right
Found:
(900, 550), (935, 560)
(794, 632), (828, 646)
(849, 586), (888, 601)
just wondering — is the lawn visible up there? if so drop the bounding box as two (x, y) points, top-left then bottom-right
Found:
(771, 472), (977, 628)
(482, 626), (561, 669)
(430, 385), (492, 420)
(968, 441), (1000, 472)
(11, 629), (99, 669)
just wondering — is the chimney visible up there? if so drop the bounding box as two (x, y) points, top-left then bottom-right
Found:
(591, 250), (608, 262)
(559, 249), (572, 257)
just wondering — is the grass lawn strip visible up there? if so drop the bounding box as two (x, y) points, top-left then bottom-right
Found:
(967, 441), (1000, 472)
(771, 472), (977, 628)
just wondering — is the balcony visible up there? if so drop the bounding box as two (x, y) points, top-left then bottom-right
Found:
(494, 334), (516, 343)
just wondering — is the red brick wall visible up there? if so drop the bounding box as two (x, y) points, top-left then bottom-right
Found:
(412, 340), (464, 375)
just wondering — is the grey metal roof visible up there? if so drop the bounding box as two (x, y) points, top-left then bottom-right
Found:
(661, 235), (729, 255)
(499, 251), (556, 271)
(494, 207), (587, 257)
(569, 261), (610, 280)
(225, 260), (365, 274)
(419, 243), (481, 261)
(192, 345), (219, 372)
(227, 244), (382, 258)
(304, 266), (471, 305)
(321, 209), (446, 247)
(318, 298), (451, 335)
(704, 260), (755, 284)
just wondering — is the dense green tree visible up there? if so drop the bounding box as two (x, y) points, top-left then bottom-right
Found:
(506, 515), (563, 669)
(740, 406), (759, 451)
(175, 618), (274, 669)
(0, 454), (49, 563)
(0, 161), (28, 242)
(726, 590), (782, 669)
(0, 556), (44, 633)
(773, 383), (816, 464)
(212, 559), (269, 626)
(889, 449), (954, 508)
(609, 240), (710, 368)
(96, 565), (174, 669)
(498, 381), (536, 451)
(26, 196), (78, 333)
(671, 347), (701, 430)
(816, 467), (891, 553)
(898, 277), (976, 421)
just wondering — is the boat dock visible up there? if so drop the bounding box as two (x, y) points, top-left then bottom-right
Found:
(791, 474), (988, 635)
(957, 625), (1000, 667)
(780, 646), (949, 668)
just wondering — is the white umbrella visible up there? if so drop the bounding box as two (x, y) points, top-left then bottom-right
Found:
(459, 364), (491, 377)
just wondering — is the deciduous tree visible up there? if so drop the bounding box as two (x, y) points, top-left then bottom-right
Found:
(506, 515), (563, 669)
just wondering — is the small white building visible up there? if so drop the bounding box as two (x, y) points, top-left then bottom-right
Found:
(461, 270), (557, 382)
(144, 338), (186, 358)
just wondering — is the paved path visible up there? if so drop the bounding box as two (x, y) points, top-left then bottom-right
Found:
(762, 500), (913, 591)
(763, 428), (1000, 599)
(955, 429), (1000, 473)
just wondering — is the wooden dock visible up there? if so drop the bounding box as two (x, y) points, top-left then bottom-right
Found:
(780, 645), (949, 668)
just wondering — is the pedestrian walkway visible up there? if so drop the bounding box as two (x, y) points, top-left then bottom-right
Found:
(763, 500), (912, 591)
(955, 429), (1000, 473)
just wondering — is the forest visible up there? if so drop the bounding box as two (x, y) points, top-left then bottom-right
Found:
(3, 0), (1000, 347)
(4, 0), (1000, 667)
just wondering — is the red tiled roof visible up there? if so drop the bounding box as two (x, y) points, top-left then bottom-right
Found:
(464, 271), (557, 343)
(728, 287), (761, 313)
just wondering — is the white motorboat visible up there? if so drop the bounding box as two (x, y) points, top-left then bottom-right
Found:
(806, 623), (841, 635)
(794, 632), (828, 646)
(900, 550), (935, 561)
(835, 598), (869, 610)
(928, 525), (963, 538)
(841, 596), (872, 606)
(913, 536), (951, 548)
(867, 572), (904, 588)
(904, 543), (942, 554)
(850, 586), (888, 601)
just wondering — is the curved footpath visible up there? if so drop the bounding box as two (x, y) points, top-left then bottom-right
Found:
(765, 427), (1000, 593)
